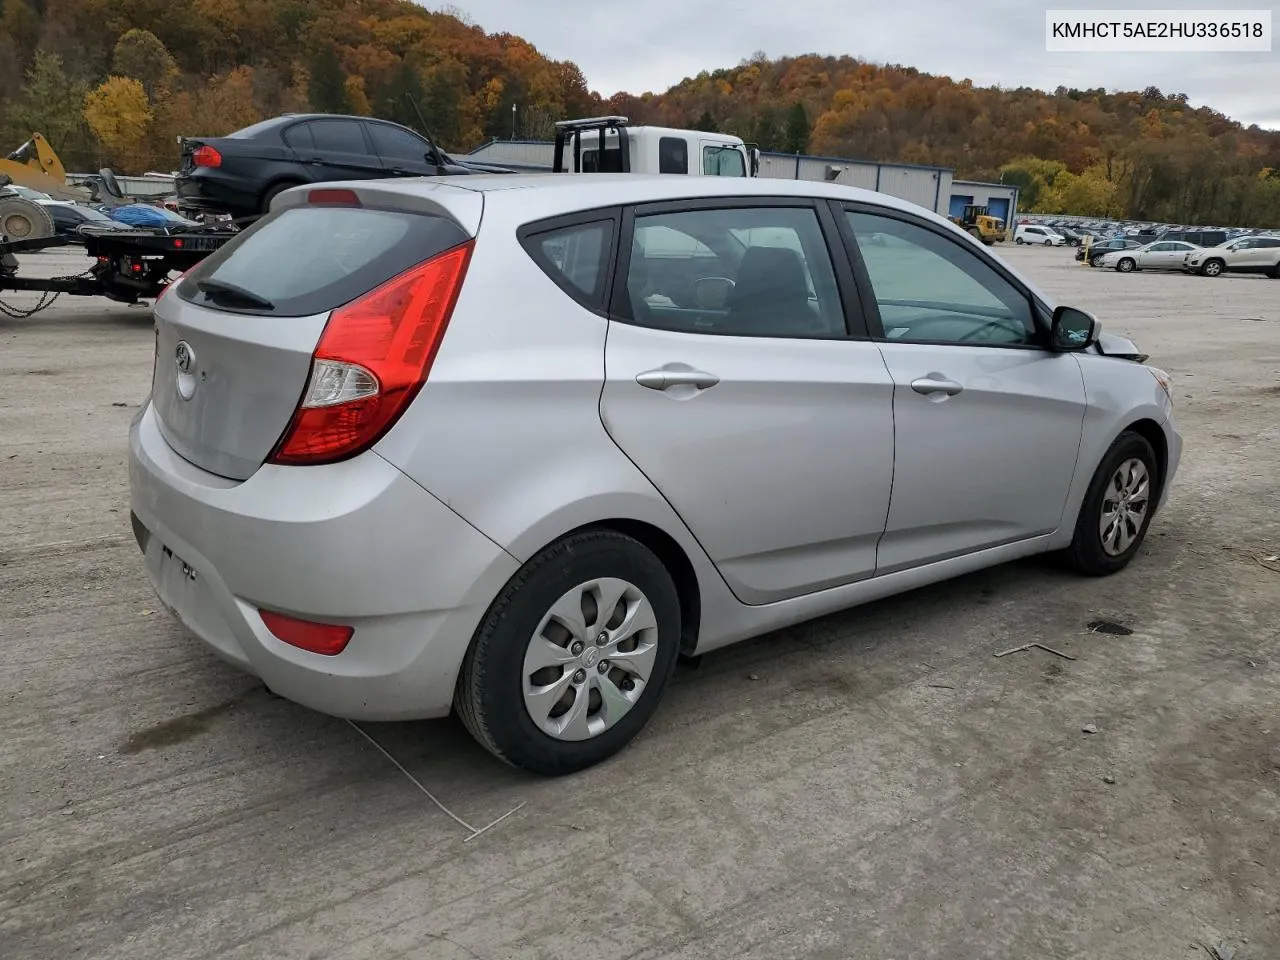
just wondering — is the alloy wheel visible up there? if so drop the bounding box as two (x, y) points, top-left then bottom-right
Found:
(522, 577), (658, 741)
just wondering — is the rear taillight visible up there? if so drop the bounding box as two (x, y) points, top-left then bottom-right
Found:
(192, 145), (221, 168)
(268, 240), (474, 466)
(259, 609), (353, 656)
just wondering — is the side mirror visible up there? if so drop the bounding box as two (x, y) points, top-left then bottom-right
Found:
(1050, 305), (1098, 351)
(750, 148), (761, 177)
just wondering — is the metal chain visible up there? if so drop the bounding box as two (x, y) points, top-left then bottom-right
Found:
(0, 266), (96, 319)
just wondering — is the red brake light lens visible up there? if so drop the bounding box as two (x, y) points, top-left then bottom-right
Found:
(268, 240), (474, 466)
(192, 145), (222, 168)
(259, 609), (353, 656)
(308, 188), (361, 206)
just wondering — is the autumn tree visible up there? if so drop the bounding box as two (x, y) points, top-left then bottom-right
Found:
(783, 103), (810, 154)
(6, 50), (90, 158)
(308, 44), (349, 113)
(693, 110), (718, 133)
(83, 76), (153, 171)
(111, 29), (178, 101)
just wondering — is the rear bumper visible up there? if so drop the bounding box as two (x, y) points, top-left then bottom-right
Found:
(175, 172), (260, 219)
(128, 404), (520, 720)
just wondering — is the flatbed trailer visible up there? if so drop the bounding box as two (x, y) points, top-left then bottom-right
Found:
(1, 224), (238, 309)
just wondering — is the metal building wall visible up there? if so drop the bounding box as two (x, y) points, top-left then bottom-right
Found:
(467, 140), (555, 167)
(950, 180), (1020, 226)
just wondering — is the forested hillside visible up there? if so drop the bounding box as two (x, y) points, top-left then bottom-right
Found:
(621, 54), (1280, 225)
(2, 1), (1278, 224)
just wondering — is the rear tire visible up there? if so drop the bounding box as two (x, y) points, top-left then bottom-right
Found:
(456, 530), (682, 776)
(1063, 432), (1159, 576)
(260, 180), (303, 214)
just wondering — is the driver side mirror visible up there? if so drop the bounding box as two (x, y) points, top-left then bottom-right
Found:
(1050, 305), (1098, 351)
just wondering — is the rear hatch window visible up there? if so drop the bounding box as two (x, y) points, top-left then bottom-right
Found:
(176, 205), (469, 316)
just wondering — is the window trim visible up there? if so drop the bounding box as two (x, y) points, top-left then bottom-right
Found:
(831, 200), (1052, 351)
(607, 196), (869, 340)
(516, 207), (622, 316)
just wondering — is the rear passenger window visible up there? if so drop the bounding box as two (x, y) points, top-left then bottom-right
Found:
(521, 220), (615, 310)
(658, 138), (688, 175)
(309, 120), (367, 154)
(282, 123), (314, 151)
(622, 206), (844, 338)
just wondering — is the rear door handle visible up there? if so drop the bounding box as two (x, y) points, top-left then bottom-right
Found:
(636, 368), (720, 391)
(910, 377), (964, 396)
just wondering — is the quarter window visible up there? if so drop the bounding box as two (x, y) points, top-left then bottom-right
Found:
(521, 220), (615, 310)
(623, 206), (844, 338)
(846, 211), (1036, 346)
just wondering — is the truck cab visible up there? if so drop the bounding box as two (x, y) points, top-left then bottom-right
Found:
(553, 116), (759, 178)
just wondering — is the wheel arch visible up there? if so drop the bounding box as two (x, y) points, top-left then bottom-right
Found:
(1120, 417), (1169, 501)
(541, 518), (702, 656)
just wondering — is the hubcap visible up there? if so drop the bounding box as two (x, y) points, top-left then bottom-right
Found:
(1099, 458), (1150, 556)
(522, 577), (659, 741)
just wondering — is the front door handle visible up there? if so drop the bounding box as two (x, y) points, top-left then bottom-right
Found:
(636, 368), (720, 391)
(910, 377), (964, 396)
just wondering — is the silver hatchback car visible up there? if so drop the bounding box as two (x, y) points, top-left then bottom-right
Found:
(129, 175), (1181, 775)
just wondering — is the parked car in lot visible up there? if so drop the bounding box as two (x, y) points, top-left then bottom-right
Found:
(1077, 237), (1143, 265)
(1014, 224), (1066, 245)
(129, 175), (1181, 775)
(1098, 240), (1201, 273)
(175, 113), (514, 220)
(1182, 235), (1280, 277)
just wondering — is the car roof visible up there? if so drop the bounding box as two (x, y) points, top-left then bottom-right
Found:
(381, 172), (952, 221)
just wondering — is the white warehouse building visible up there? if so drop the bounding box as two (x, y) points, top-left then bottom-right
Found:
(464, 139), (956, 216)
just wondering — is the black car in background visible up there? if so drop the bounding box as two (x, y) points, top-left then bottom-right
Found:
(175, 113), (514, 220)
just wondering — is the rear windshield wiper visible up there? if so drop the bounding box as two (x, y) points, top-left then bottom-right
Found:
(195, 278), (275, 310)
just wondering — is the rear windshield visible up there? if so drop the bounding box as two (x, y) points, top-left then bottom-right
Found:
(176, 205), (469, 317)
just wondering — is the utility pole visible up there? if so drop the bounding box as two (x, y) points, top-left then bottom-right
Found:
(511, 103), (517, 140)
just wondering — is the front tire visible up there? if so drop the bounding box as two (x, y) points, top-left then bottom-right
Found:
(1201, 259), (1224, 277)
(1064, 432), (1159, 576)
(456, 530), (682, 776)
(1117, 257), (1136, 273)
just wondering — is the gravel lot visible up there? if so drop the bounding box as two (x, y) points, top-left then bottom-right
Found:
(2, 244), (1277, 960)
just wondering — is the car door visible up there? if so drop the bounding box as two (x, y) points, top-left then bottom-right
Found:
(1140, 241), (1178, 268)
(287, 119), (384, 182)
(599, 199), (896, 604)
(364, 121), (439, 177)
(835, 203), (1087, 574)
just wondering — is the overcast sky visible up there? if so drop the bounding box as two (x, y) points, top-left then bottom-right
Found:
(441, 0), (1280, 129)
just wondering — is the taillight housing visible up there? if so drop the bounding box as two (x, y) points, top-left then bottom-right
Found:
(192, 145), (222, 168)
(268, 240), (474, 466)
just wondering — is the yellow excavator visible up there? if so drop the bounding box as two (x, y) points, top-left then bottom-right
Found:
(0, 133), (92, 243)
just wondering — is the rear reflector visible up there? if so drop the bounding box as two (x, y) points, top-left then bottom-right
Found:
(268, 240), (474, 466)
(308, 188), (361, 206)
(192, 145), (221, 168)
(259, 609), (353, 656)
